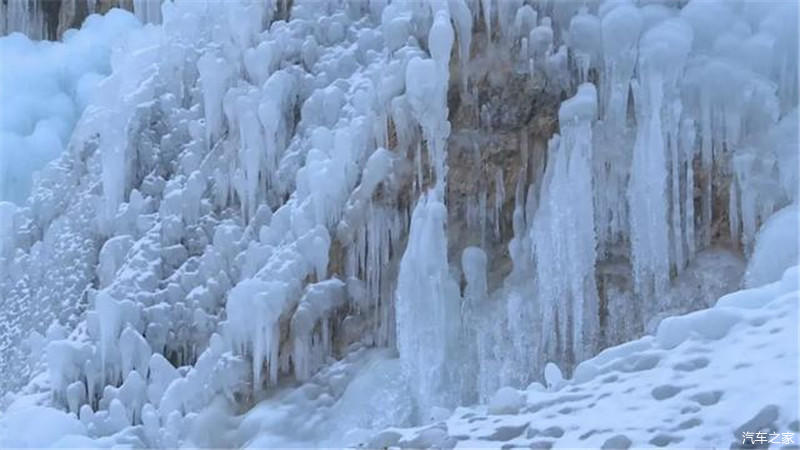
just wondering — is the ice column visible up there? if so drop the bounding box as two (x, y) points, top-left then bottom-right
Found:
(395, 6), (459, 420)
(395, 193), (461, 421)
(628, 19), (693, 302)
(530, 83), (600, 366)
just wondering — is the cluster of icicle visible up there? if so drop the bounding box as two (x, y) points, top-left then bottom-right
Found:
(0, 0), (797, 443)
(1, 0), (474, 441)
(494, 0), (798, 388)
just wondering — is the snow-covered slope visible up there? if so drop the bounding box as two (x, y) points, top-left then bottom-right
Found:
(0, 0), (797, 448)
(365, 265), (799, 449)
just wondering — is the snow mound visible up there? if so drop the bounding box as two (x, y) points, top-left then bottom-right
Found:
(370, 266), (799, 448)
(0, 9), (140, 203)
(744, 203), (799, 288)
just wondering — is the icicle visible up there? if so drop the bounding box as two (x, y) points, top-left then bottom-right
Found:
(567, 8), (601, 83)
(225, 279), (291, 389)
(528, 18), (553, 69)
(493, 167), (504, 239)
(600, 3), (642, 128)
(449, 0), (473, 93)
(197, 52), (232, 151)
(290, 280), (346, 381)
(628, 18), (693, 302)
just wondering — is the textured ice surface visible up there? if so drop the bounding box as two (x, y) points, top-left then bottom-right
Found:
(0, 0), (797, 448)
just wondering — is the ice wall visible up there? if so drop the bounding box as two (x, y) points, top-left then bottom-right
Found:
(0, 0), (797, 446)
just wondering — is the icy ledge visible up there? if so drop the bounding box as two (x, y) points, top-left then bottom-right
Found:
(362, 265), (799, 449)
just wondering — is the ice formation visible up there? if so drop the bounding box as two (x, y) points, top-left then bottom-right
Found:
(530, 82), (600, 367)
(0, 9), (141, 203)
(369, 265), (800, 449)
(0, 0), (797, 448)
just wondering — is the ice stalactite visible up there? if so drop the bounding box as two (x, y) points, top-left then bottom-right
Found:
(197, 52), (232, 153)
(594, 2), (642, 258)
(226, 279), (290, 388)
(530, 83), (600, 368)
(628, 19), (692, 302)
(449, 0), (472, 94)
(336, 145), (405, 347)
(528, 17), (553, 72)
(291, 279), (346, 382)
(567, 7), (601, 84)
(405, 7), (453, 198)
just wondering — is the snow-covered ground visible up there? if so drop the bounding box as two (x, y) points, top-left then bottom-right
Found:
(365, 265), (799, 449)
(0, 0), (797, 448)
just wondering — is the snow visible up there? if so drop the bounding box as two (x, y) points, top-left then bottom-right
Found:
(744, 203), (799, 288)
(0, 9), (141, 204)
(487, 386), (525, 415)
(0, 405), (87, 448)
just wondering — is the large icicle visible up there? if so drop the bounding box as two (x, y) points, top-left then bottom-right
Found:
(594, 2), (642, 257)
(530, 82), (600, 368)
(628, 18), (692, 303)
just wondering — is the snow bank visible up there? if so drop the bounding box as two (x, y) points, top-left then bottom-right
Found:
(371, 265), (799, 448)
(744, 203), (799, 288)
(0, 405), (87, 447)
(0, 9), (140, 203)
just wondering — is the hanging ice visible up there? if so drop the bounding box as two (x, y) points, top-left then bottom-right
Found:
(628, 18), (693, 302)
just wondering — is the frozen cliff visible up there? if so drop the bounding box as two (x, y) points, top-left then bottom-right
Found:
(0, 0), (797, 447)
